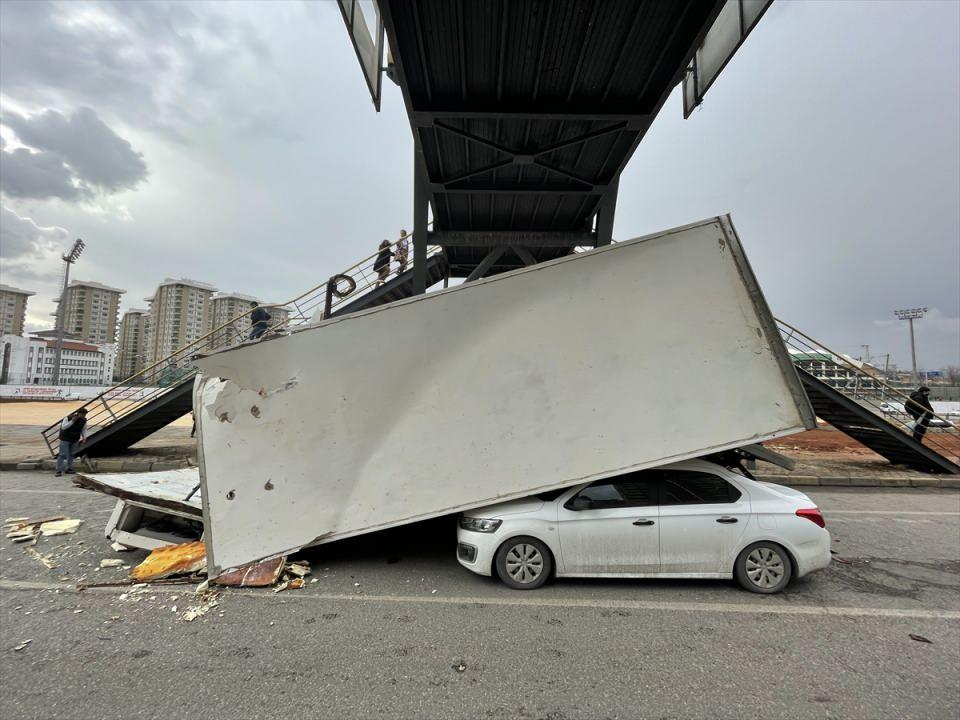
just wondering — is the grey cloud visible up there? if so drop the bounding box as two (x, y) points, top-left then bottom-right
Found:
(0, 147), (82, 200)
(4, 108), (147, 193)
(0, 204), (67, 276)
(0, 1), (279, 139)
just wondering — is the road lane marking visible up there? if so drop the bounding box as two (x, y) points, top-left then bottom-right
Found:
(2, 580), (958, 619)
(824, 510), (959, 516)
(0, 489), (88, 495)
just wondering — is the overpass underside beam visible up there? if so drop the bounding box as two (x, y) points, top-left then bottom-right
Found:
(380, 0), (725, 285)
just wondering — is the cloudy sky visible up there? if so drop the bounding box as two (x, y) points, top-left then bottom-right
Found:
(1, 0), (957, 370)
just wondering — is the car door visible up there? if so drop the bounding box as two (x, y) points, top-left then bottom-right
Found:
(556, 473), (659, 574)
(655, 468), (750, 574)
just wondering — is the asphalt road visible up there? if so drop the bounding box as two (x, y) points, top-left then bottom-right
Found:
(1, 470), (958, 720)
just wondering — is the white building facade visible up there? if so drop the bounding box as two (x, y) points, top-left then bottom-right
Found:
(0, 334), (117, 386)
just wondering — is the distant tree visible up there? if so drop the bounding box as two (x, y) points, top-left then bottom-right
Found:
(945, 366), (960, 385)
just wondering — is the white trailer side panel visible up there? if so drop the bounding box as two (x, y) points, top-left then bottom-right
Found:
(195, 216), (813, 573)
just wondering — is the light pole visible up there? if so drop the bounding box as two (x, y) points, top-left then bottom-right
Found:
(52, 239), (85, 385)
(894, 307), (926, 385)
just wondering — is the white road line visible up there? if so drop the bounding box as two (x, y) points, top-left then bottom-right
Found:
(0, 489), (88, 495)
(2, 580), (958, 620)
(824, 510), (959, 516)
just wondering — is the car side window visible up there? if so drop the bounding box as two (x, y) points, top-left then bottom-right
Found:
(570, 482), (627, 509)
(566, 474), (656, 510)
(658, 470), (741, 505)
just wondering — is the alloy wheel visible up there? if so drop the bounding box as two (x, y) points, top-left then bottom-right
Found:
(745, 547), (785, 589)
(504, 543), (544, 584)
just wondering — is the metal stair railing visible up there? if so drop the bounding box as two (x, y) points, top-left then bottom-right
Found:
(41, 231), (444, 457)
(776, 318), (959, 463)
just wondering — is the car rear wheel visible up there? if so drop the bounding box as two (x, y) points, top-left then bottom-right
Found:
(734, 541), (792, 594)
(495, 536), (552, 590)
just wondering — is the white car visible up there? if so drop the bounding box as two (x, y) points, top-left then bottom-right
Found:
(456, 459), (830, 593)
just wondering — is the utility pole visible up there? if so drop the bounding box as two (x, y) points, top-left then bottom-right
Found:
(894, 307), (926, 385)
(52, 239), (85, 385)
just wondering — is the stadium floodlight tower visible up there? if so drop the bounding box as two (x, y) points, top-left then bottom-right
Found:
(52, 238), (85, 385)
(894, 307), (927, 383)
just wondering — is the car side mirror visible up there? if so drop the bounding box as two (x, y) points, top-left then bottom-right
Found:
(567, 496), (592, 511)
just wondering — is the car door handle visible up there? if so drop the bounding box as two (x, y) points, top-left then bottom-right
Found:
(716, 517), (738, 524)
(632, 519), (655, 526)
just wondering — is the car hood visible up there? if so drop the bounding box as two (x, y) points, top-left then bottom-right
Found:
(465, 498), (545, 519)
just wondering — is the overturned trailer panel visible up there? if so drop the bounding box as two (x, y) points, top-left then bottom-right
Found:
(195, 216), (815, 574)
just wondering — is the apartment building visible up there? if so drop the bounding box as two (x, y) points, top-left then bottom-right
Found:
(0, 284), (35, 336)
(143, 278), (217, 366)
(59, 280), (125, 345)
(207, 292), (292, 349)
(115, 308), (149, 381)
(0, 334), (117, 386)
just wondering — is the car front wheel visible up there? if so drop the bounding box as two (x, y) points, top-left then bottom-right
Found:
(734, 541), (793, 594)
(495, 536), (552, 590)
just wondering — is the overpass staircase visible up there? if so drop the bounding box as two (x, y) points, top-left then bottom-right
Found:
(777, 320), (959, 474)
(42, 238), (448, 458)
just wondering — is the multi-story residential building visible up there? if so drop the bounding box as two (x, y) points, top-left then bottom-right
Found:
(143, 278), (217, 367)
(207, 293), (292, 349)
(0, 284), (35, 336)
(0, 334), (117, 386)
(58, 280), (125, 345)
(116, 308), (149, 381)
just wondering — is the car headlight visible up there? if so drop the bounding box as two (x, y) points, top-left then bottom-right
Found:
(459, 516), (502, 533)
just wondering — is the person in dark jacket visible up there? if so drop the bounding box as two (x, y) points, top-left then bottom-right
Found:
(373, 239), (393, 286)
(56, 407), (87, 476)
(249, 301), (271, 341)
(905, 385), (935, 443)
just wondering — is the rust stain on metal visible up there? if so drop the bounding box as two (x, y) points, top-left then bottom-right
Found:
(217, 412), (232, 423)
(130, 540), (207, 582)
(250, 405), (261, 418)
(213, 556), (285, 587)
(264, 479), (274, 491)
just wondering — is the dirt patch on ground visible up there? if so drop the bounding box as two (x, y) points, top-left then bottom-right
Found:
(0, 401), (192, 427)
(767, 427), (960, 461)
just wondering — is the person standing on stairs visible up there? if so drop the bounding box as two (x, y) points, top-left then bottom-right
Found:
(395, 230), (409, 274)
(55, 407), (87, 477)
(249, 301), (272, 341)
(374, 239), (393, 286)
(905, 385), (935, 443)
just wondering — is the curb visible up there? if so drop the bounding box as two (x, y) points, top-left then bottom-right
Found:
(1, 458), (195, 473)
(756, 475), (960, 489)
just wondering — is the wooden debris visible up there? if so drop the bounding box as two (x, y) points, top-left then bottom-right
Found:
(13, 639), (33, 652)
(24, 547), (57, 569)
(130, 540), (206, 582)
(213, 556), (286, 588)
(100, 559), (124, 568)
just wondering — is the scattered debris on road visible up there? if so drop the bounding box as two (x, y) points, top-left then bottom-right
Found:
(12, 639), (33, 652)
(24, 547), (57, 569)
(909, 633), (933, 644)
(182, 591), (221, 622)
(100, 559), (125, 568)
(5, 515), (81, 544)
(453, 662), (467, 673)
(38, 518), (82, 536)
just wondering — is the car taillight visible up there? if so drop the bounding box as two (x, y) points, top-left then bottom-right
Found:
(796, 508), (825, 528)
